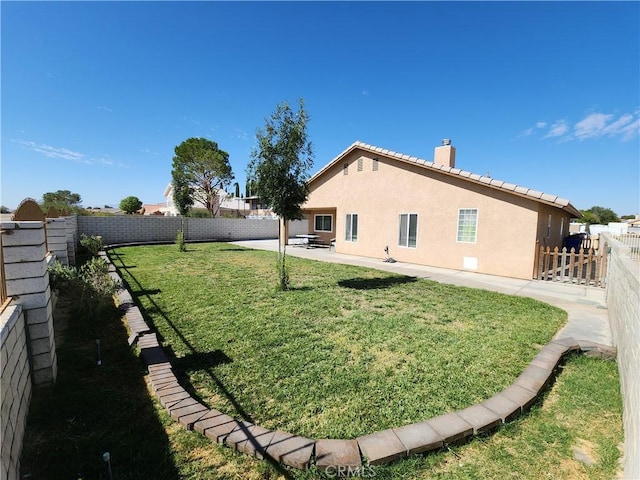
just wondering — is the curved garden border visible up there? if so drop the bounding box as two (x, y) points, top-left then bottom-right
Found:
(102, 249), (616, 472)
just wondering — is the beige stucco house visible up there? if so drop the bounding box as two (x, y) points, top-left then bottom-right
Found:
(302, 140), (581, 280)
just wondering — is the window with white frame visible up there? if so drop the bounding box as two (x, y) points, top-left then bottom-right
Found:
(398, 213), (418, 248)
(314, 214), (333, 232)
(457, 209), (478, 243)
(345, 214), (358, 242)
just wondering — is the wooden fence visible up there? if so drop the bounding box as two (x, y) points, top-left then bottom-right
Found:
(533, 242), (608, 288)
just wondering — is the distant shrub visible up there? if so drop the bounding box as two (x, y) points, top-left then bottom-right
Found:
(187, 208), (211, 218)
(80, 234), (104, 256)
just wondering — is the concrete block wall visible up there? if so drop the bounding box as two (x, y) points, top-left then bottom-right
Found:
(45, 217), (69, 266)
(1, 221), (57, 386)
(78, 216), (181, 244)
(65, 215), (77, 266)
(601, 233), (640, 479)
(0, 305), (31, 480)
(77, 216), (308, 245)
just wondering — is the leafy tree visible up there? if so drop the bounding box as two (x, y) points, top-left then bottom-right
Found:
(41, 190), (82, 213)
(0, 206), (10, 214)
(171, 137), (234, 218)
(245, 179), (256, 198)
(579, 206), (619, 224)
(171, 172), (193, 216)
(234, 182), (240, 198)
(120, 196), (142, 214)
(248, 99), (313, 290)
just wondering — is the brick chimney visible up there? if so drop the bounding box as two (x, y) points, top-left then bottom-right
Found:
(434, 138), (456, 168)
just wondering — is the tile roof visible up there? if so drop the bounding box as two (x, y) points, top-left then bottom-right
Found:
(308, 141), (581, 217)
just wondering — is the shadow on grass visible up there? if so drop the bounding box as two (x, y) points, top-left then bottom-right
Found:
(134, 288), (162, 296)
(174, 349), (232, 372)
(215, 247), (251, 252)
(287, 285), (312, 292)
(338, 276), (418, 290)
(20, 294), (181, 480)
(107, 248), (295, 479)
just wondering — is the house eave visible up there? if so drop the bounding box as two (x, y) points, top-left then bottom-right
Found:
(308, 141), (581, 218)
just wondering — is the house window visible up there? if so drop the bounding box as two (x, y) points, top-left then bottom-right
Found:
(314, 214), (332, 232)
(399, 213), (418, 248)
(457, 209), (478, 243)
(560, 217), (565, 240)
(343, 163), (349, 175)
(372, 158), (379, 171)
(546, 214), (552, 238)
(357, 157), (363, 172)
(345, 214), (358, 242)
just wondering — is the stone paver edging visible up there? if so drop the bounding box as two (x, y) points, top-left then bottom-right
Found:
(103, 251), (617, 471)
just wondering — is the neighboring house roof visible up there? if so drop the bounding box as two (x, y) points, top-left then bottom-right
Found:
(308, 141), (582, 218)
(141, 203), (166, 215)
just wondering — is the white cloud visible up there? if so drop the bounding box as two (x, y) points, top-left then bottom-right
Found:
(574, 113), (613, 139)
(544, 120), (569, 138)
(519, 121), (548, 137)
(620, 118), (640, 141)
(361, 89), (370, 96)
(12, 139), (122, 167)
(533, 111), (639, 142)
(98, 105), (113, 113)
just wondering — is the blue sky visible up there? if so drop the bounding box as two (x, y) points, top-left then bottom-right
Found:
(2, 1), (639, 216)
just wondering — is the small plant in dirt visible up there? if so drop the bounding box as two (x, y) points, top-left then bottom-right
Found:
(80, 233), (104, 256)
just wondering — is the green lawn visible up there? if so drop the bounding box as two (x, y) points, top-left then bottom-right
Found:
(20, 242), (622, 479)
(109, 242), (566, 439)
